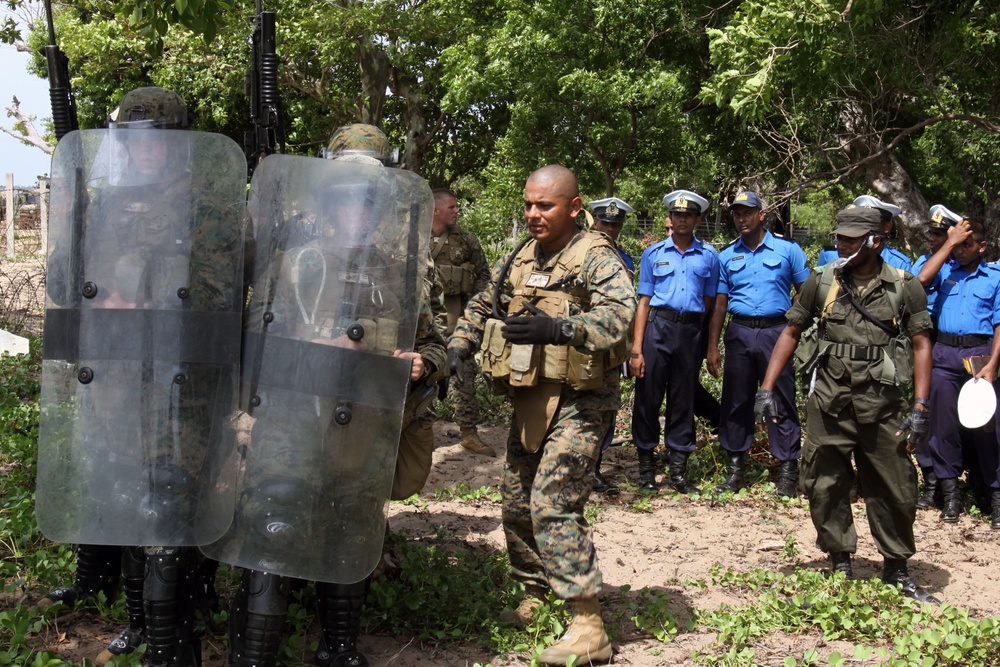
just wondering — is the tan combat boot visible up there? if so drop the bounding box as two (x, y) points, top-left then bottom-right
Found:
(538, 596), (612, 665)
(499, 585), (546, 628)
(460, 426), (497, 457)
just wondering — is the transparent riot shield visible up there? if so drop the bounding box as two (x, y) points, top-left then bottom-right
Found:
(36, 129), (247, 547)
(201, 154), (432, 584)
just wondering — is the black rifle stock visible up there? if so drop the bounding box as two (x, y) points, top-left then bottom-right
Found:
(42, 0), (79, 141)
(245, 1), (286, 177)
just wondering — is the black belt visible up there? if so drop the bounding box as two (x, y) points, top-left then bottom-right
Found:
(731, 315), (786, 328)
(936, 332), (991, 348)
(825, 342), (884, 361)
(650, 307), (701, 325)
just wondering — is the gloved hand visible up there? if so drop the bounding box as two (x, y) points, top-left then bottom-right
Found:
(501, 316), (571, 345)
(447, 347), (467, 385)
(896, 408), (930, 447)
(753, 389), (778, 424)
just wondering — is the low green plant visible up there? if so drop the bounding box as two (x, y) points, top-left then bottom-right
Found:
(432, 483), (502, 504)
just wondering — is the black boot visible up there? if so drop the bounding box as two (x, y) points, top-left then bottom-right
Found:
(228, 570), (290, 667)
(829, 552), (854, 580)
(667, 449), (701, 495)
(637, 447), (658, 492)
(882, 558), (940, 605)
(714, 452), (745, 494)
(142, 547), (201, 667)
(591, 450), (618, 494)
(38, 544), (121, 607)
(98, 547), (147, 663)
(915, 467), (939, 510)
(775, 460), (799, 498)
(939, 477), (962, 523)
(991, 490), (1000, 530)
(315, 579), (370, 667)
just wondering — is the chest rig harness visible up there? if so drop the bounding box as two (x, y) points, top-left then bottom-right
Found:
(480, 230), (629, 392)
(794, 264), (912, 395)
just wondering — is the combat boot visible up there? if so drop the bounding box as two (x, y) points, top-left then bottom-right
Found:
(591, 450), (618, 494)
(499, 584), (546, 629)
(939, 477), (962, 523)
(882, 558), (940, 605)
(537, 596), (612, 665)
(316, 579), (370, 667)
(636, 447), (658, 492)
(667, 449), (701, 495)
(37, 544), (121, 608)
(991, 490), (1000, 530)
(459, 426), (497, 457)
(774, 460), (799, 498)
(714, 452), (745, 494)
(915, 467), (939, 510)
(97, 547), (146, 664)
(829, 552), (853, 580)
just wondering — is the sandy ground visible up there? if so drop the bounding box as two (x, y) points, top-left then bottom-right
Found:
(25, 421), (1000, 667)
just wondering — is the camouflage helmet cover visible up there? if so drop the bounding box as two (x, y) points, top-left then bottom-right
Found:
(323, 123), (398, 164)
(108, 87), (191, 129)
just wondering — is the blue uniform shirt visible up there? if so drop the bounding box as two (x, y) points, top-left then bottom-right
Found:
(817, 248), (838, 266)
(912, 253), (938, 317)
(818, 246), (912, 273)
(717, 231), (810, 317)
(637, 235), (719, 312)
(617, 247), (635, 273)
(931, 259), (1000, 336)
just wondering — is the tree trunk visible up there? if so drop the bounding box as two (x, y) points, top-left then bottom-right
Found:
(864, 150), (929, 255)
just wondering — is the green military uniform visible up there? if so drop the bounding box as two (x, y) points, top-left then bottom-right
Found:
(431, 224), (490, 428)
(449, 229), (635, 600)
(786, 261), (932, 560)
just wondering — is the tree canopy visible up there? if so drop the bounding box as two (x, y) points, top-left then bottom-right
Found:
(5, 0), (1000, 250)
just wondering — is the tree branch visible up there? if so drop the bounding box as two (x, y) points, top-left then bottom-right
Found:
(3, 96), (53, 154)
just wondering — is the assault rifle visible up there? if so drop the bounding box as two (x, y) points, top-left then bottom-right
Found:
(245, 0), (286, 177)
(42, 0), (79, 140)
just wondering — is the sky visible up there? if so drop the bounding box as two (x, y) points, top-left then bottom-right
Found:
(1, 39), (56, 187)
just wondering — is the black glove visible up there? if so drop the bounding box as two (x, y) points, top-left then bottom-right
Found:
(447, 347), (466, 385)
(753, 389), (778, 424)
(897, 408), (930, 446)
(501, 316), (572, 345)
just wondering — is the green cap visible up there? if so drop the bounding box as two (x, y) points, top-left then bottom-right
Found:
(832, 206), (881, 238)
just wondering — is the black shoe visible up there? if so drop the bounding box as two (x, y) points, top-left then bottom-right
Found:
(915, 467), (939, 510)
(991, 490), (1000, 530)
(637, 447), (658, 492)
(591, 470), (619, 495)
(775, 460), (799, 498)
(882, 559), (940, 605)
(96, 626), (144, 662)
(667, 449), (701, 495)
(830, 552), (854, 580)
(939, 478), (962, 523)
(714, 452), (745, 494)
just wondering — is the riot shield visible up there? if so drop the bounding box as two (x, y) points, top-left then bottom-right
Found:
(36, 129), (247, 547)
(201, 154), (432, 584)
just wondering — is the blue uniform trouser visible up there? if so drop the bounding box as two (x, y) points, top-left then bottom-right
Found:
(632, 317), (701, 453)
(720, 321), (801, 461)
(929, 341), (1000, 487)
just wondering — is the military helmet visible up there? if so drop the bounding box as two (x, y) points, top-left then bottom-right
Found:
(107, 87), (192, 129)
(322, 123), (399, 165)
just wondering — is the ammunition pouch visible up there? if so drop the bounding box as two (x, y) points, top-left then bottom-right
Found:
(437, 262), (475, 296)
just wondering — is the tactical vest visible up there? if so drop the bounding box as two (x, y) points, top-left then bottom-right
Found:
(794, 264), (912, 392)
(480, 231), (629, 391)
(431, 227), (476, 296)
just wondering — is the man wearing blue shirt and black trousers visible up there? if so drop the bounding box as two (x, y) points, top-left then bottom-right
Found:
(631, 190), (719, 493)
(707, 191), (811, 497)
(917, 215), (1000, 526)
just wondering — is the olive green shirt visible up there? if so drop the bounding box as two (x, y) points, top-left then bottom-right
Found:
(787, 261), (932, 423)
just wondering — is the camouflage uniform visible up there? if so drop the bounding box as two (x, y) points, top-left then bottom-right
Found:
(450, 229), (635, 599)
(431, 224), (490, 427)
